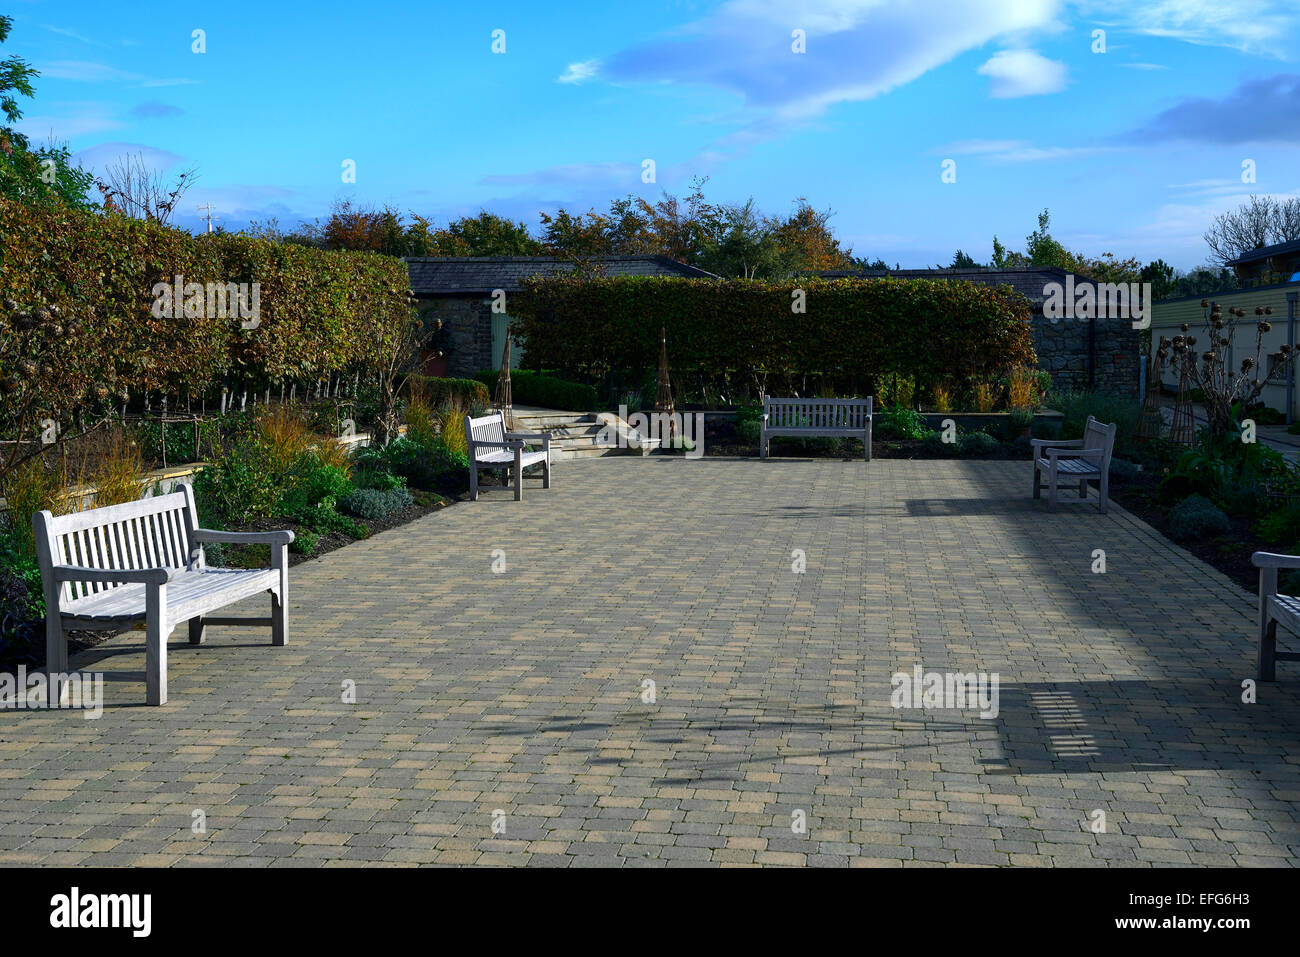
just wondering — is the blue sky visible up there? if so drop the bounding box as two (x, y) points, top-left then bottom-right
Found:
(8, 0), (1299, 269)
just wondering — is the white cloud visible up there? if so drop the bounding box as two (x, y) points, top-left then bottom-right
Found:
(1075, 0), (1299, 57)
(15, 103), (123, 140)
(558, 60), (600, 84)
(938, 138), (1117, 162)
(976, 49), (1068, 97)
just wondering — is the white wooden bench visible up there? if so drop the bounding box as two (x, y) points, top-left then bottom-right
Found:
(1250, 551), (1300, 681)
(33, 483), (293, 706)
(760, 397), (873, 461)
(1030, 415), (1117, 513)
(465, 411), (552, 501)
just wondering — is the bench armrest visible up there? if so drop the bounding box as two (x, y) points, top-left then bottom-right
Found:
(1031, 437), (1082, 450)
(505, 431), (549, 444)
(470, 439), (526, 451)
(1252, 551), (1300, 570)
(1045, 447), (1103, 462)
(194, 528), (295, 546)
(52, 564), (175, 586)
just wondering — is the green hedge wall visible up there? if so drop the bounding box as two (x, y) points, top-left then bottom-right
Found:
(0, 199), (414, 409)
(509, 275), (1036, 397)
(473, 369), (599, 412)
(405, 374), (491, 410)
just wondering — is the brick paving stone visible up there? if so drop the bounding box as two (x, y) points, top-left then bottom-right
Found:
(0, 458), (1297, 867)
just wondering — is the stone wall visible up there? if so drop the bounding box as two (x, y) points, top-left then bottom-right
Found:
(1031, 311), (1140, 398)
(418, 296), (494, 378)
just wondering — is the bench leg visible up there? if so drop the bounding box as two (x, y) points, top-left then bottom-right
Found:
(1079, 479), (1088, 499)
(514, 448), (523, 501)
(760, 429), (767, 460)
(1098, 473), (1109, 515)
(469, 463), (479, 501)
(543, 455), (551, 489)
(271, 543), (288, 646)
(864, 424), (871, 462)
(1047, 467), (1058, 510)
(45, 613), (69, 706)
(1259, 617), (1278, 682)
(145, 583), (168, 706)
(1032, 465), (1041, 499)
(188, 615), (206, 645)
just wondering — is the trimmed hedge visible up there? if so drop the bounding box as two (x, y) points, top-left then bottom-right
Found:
(474, 369), (598, 412)
(0, 199), (414, 429)
(405, 374), (490, 409)
(509, 275), (1035, 396)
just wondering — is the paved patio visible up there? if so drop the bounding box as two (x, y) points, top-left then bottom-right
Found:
(1, 457), (1298, 867)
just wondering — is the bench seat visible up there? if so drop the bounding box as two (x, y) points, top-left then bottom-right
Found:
(61, 567), (278, 624)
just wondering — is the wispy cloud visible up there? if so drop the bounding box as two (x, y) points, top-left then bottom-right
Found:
(976, 49), (1068, 98)
(937, 139), (1117, 162)
(44, 24), (107, 47)
(558, 60), (600, 84)
(1077, 0), (1300, 57)
(70, 142), (186, 175)
(38, 60), (198, 88)
(15, 102), (123, 140)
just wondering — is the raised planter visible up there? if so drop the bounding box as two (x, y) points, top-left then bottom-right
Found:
(919, 409), (1063, 433)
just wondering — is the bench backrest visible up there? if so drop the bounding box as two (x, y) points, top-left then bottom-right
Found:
(1082, 415), (1118, 473)
(32, 484), (200, 608)
(466, 412), (507, 452)
(764, 396), (873, 430)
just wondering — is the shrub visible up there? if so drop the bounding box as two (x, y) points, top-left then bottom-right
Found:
(0, 453), (72, 559)
(1007, 366), (1039, 409)
(921, 431), (954, 455)
(193, 434), (282, 525)
(404, 375), (490, 411)
(290, 450), (353, 505)
(1109, 459), (1142, 482)
(876, 405), (928, 440)
(974, 381), (997, 413)
(403, 395), (440, 449)
(1049, 390), (1138, 446)
(1256, 501), (1300, 545)
(0, 552), (43, 668)
(437, 399), (468, 457)
(474, 370), (598, 412)
(932, 384), (953, 412)
(290, 528), (321, 556)
(734, 404), (762, 445)
(1168, 494), (1231, 542)
(81, 426), (144, 507)
(258, 407), (315, 473)
(340, 487), (414, 520)
(957, 431), (1000, 457)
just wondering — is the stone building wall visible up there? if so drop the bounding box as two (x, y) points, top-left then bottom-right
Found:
(418, 296), (494, 378)
(1031, 311), (1140, 398)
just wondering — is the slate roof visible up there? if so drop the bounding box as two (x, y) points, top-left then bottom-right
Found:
(405, 255), (717, 295)
(1226, 238), (1300, 267)
(810, 266), (1077, 305)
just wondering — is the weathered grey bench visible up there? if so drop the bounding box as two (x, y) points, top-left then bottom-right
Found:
(465, 411), (552, 501)
(1030, 415), (1116, 513)
(33, 483), (293, 706)
(760, 396), (873, 461)
(1250, 551), (1300, 681)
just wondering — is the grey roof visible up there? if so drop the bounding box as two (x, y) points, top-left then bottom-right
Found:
(810, 266), (1077, 304)
(405, 255), (717, 295)
(1227, 238), (1300, 266)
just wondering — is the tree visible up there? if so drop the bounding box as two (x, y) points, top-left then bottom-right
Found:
(0, 17), (96, 208)
(435, 211), (542, 256)
(1203, 195), (1300, 265)
(769, 199), (854, 274)
(1140, 259), (1177, 300)
(947, 250), (982, 269)
(97, 151), (197, 225)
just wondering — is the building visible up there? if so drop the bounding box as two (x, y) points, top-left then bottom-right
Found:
(813, 266), (1141, 396)
(1150, 279), (1300, 419)
(405, 256), (717, 377)
(1227, 239), (1300, 286)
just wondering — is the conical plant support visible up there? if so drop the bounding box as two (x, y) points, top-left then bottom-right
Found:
(494, 334), (513, 430)
(654, 326), (676, 441)
(1135, 349), (1164, 443)
(1169, 358), (1196, 446)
